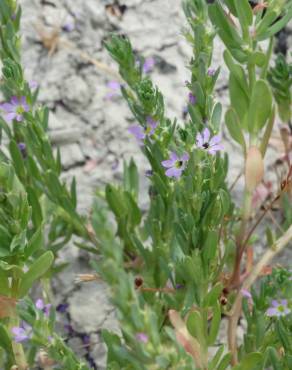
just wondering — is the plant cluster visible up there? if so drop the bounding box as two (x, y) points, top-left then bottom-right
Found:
(0, 0), (292, 369)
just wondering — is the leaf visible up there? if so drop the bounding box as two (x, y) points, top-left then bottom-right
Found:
(234, 352), (263, 370)
(0, 323), (14, 364)
(25, 226), (44, 258)
(18, 251), (54, 297)
(225, 108), (246, 151)
(217, 353), (232, 370)
(208, 302), (221, 345)
(229, 74), (249, 129)
(169, 310), (203, 369)
(211, 102), (222, 130)
(234, 0), (253, 29)
(256, 8), (292, 41)
(248, 79), (272, 134)
(9, 140), (25, 180)
(203, 282), (223, 307)
(203, 230), (218, 262)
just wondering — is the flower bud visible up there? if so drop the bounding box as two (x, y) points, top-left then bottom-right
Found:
(245, 146), (264, 192)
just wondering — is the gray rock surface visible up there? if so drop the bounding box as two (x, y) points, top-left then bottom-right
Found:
(16, 0), (292, 368)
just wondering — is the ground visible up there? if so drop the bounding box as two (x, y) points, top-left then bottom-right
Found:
(7, 0), (292, 368)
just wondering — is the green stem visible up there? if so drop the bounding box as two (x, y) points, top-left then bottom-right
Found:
(248, 63), (256, 93)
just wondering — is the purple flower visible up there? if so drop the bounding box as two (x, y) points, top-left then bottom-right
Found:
(56, 303), (69, 313)
(35, 299), (51, 317)
(29, 80), (38, 90)
(266, 299), (291, 318)
(143, 57), (155, 74)
(136, 332), (148, 343)
(188, 93), (196, 105)
(17, 142), (27, 158)
(161, 152), (189, 178)
(207, 68), (216, 76)
(196, 128), (223, 155)
(128, 117), (158, 145)
(63, 22), (75, 32)
(104, 81), (121, 100)
(0, 96), (29, 122)
(241, 289), (252, 299)
(11, 322), (32, 343)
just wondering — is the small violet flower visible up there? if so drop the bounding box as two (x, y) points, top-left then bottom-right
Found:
(162, 152), (189, 179)
(11, 322), (32, 343)
(0, 96), (29, 122)
(196, 128), (223, 155)
(63, 21), (75, 32)
(136, 332), (148, 343)
(104, 81), (121, 100)
(143, 57), (155, 74)
(128, 117), (158, 146)
(207, 68), (216, 76)
(18, 142), (27, 158)
(56, 303), (69, 313)
(35, 298), (51, 317)
(188, 92), (196, 105)
(241, 289), (252, 300)
(266, 299), (291, 318)
(29, 80), (38, 90)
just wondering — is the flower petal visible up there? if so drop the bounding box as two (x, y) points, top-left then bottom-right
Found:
(162, 159), (175, 168)
(196, 133), (203, 147)
(266, 307), (278, 317)
(5, 112), (17, 122)
(35, 299), (44, 310)
(165, 167), (182, 178)
(0, 103), (14, 112)
(181, 152), (189, 162)
(11, 96), (19, 105)
(128, 125), (145, 140)
(209, 135), (221, 146)
(203, 128), (210, 143)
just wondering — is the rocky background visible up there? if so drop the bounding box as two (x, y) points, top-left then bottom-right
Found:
(15, 0), (292, 368)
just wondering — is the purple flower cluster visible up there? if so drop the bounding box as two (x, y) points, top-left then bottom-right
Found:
(36, 298), (51, 317)
(128, 117), (158, 146)
(0, 96), (29, 122)
(11, 322), (32, 343)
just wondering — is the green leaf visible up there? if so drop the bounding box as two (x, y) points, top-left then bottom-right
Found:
(25, 226), (44, 258)
(18, 251), (54, 297)
(203, 230), (218, 262)
(105, 184), (127, 219)
(229, 74), (249, 130)
(248, 80), (273, 134)
(234, 0), (253, 29)
(0, 324), (14, 365)
(208, 3), (246, 63)
(234, 352), (263, 370)
(217, 353), (232, 370)
(208, 302), (221, 345)
(209, 345), (224, 370)
(256, 8), (292, 41)
(27, 186), (43, 228)
(225, 108), (246, 151)
(211, 102), (222, 130)
(203, 282), (223, 307)
(9, 140), (26, 180)
(186, 310), (206, 348)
